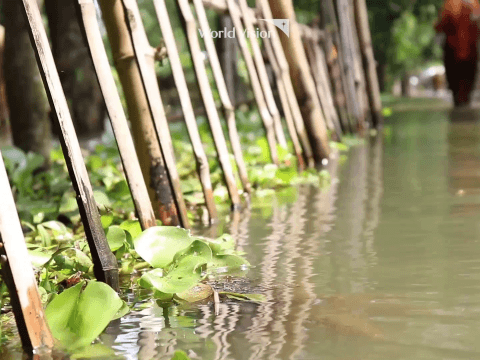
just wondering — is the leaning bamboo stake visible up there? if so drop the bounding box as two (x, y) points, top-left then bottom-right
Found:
(192, 0), (251, 194)
(121, 0), (209, 225)
(256, 0), (315, 168)
(98, 0), (187, 228)
(226, 0), (279, 165)
(323, 0), (357, 132)
(304, 38), (342, 141)
(237, 0), (287, 149)
(258, 20), (305, 170)
(127, 0), (218, 221)
(314, 41), (344, 137)
(76, 0), (156, 230)
(336, 0), (363, 129)
(175, 0), (241, 209)
(353, 0), (383, 128)
(20, 0), (118, 291)
(267, 0), (331, 163)
(322, 32), (351, 133)
(0, 153), (54, 354)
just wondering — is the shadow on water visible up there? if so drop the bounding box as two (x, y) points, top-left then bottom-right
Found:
(6, 108), (480, 359)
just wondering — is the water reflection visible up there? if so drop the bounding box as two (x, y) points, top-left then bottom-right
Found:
(9, 110), (480, 359)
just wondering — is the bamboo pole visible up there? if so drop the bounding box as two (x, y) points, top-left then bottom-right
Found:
(20, 0), (119, 291)
(256, 0), (315, 168)
(175, 0), (241, 209)
(267, 0), (331, 163)
(192, 0), (252, 194)
(75, 0), (156, 230)
(124, 0), (218, 222)
(353, 0), (383, 128)
(335, 0), (363, 130)
(98, 0), (188, 228)
(258, 20), (305, 170)
(304, 38), (342, 141)
(237, 0), (288, 149)
(0, 153), (54, 353)
(323, 0), (357, 132)
(314, 41), (345, 136)
(120, 0), (205, 225)
(225, 0), (279, 165)
(323, 32), (351, 133)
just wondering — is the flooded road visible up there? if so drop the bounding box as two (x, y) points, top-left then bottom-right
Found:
(5, 106), (480, 359)
(96, 107), (480, 360)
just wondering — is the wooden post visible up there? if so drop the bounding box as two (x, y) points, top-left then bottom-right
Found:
(20, 0), (119, 291)
(226, 0), (279, 165)
(257, 0), (315, 168)
(258, 20), (305, 170)
(238, 0), (288, 149)
(98, 0), (187, 228)
(323, 0), (357, 132)
(128, 0), (218, 222)
(304, 38), (342, 141)
(75, 0), (156, 230)
(0, 153), (54, 354)
(335, 0), (364, 130)
(353, 0), (383, 128)
(176, 0), (241, 209)
(192, 0), (252, 193)
(267, 0), (331, 163)
(323, 31), (351, 133)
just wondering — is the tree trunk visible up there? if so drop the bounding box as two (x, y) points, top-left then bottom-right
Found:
(0, 24), (11, 146)
(45, 0), (105, 139)
(3, 0), (51, 162)
(268, 0), (330, 163)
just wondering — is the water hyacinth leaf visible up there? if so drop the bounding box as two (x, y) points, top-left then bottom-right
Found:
(106, 226), (126, 252)
(59, 194), (78, 213)
(175, 283), (214, 303)
(207, 254), (250, 275)
(69, 343), (118, 359)
(220, 292), (266, 303)
(171, 350), (192, 360)
(45, 281), (124, 350)
(120, 220), (142, 241)
(93, 190), (112, 211)
(201, 234), (236, 255)
(139, 265), (204, 295)
(138, 268), (164, 289)
(171, 240), (212, 269)
(134, 226), (194, 268)
(28, 249), (54, 267)
(101, 214), (114, 229)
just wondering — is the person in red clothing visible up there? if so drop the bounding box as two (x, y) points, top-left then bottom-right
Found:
(435, 0), (480, 106)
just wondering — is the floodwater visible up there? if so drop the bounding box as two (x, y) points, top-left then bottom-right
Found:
(5, 106), (480, 359)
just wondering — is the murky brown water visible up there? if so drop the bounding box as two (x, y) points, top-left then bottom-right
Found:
(5, 107), (480, 359)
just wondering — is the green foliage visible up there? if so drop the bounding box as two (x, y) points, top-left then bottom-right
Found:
(45, 281), (128, 351)
(136, 226), (249, 298)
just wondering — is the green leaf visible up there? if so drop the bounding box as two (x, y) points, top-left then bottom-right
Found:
(134, 226), (194, 268)
(106, 226), (126, 252)
(171, 350), (192, 360)
(45, 281), (123, 350)
(28, 249), (54, 267)
(220, 292), (266, 303)
(175, 283), (213, 303)
(101, 214), (114, 229)
(207, 254), (250, 275)
(119, 220), (142, 241)
(202, 234), (236, 255)
(139, 264), (203, 295)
